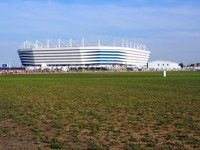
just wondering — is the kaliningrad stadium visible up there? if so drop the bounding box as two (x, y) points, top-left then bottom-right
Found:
(18, 39), (151, 70)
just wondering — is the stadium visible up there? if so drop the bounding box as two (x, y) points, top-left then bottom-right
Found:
(18, 39), (151, 70)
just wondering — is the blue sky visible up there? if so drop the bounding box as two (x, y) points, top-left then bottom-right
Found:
(0, 0), (200, 66)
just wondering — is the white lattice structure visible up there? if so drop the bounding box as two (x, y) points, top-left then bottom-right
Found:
(18, 39), (151, 68)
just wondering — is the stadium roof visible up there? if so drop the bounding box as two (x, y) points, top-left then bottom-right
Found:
(20, 38), (149, 51)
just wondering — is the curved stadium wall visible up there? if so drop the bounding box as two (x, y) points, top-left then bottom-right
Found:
(18, 39), (151, 68)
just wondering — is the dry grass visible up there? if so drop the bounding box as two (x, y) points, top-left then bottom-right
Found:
(0, 71), (199, 149)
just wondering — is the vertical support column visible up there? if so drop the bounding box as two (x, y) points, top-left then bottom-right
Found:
(69, 38), (72, 47)
(126, 40), (128, 47)
(35, 40), (38, 49)
(81, 38), (85, 47)
(47, 39), (50, 48)
(98, 39), (101, 46)
(58, 38), (61, 48)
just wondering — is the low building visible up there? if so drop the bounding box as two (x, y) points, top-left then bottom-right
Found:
(148, 60), (181, 71)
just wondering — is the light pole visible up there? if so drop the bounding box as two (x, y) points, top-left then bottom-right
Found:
(8, 58), (11, 71)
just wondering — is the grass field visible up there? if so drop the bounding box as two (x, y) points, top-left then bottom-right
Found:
(0, 71), (199, 149)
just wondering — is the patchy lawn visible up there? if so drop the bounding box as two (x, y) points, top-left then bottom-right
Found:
(0, 72), (199, 149)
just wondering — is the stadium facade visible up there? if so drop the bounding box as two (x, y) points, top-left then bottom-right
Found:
(18, 39), (151, 70)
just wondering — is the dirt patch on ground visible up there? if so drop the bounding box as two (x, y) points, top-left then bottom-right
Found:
(0, 120), (41, 149)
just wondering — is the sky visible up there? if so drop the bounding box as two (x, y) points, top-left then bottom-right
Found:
(0, 0), (200, 66)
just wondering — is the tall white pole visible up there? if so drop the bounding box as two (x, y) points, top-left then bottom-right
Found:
(122, 39), (124, 47)
(47, 39), (50, 48)
(58, 38), (61, 48)
(82, 38), (85, 47)
(113, 39), (115, 47)
(69, 38), (72, 47)
(98, 39), (101, 46)
(8, 58), (11, 70)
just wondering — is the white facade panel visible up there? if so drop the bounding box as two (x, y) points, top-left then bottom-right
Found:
(18, 39), (151, 68)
